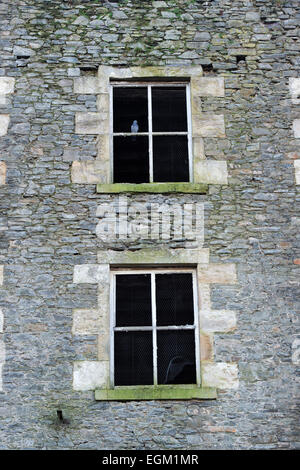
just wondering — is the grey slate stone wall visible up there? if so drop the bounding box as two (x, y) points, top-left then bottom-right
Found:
(0, 0), (299, 449)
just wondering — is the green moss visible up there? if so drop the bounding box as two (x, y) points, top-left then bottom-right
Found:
(95, 385), (217, 401)
(96, 182), (208, 194)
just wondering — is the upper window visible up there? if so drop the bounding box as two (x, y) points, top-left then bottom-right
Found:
(110, 269), (200, 387)
(111, 82), (192, 184)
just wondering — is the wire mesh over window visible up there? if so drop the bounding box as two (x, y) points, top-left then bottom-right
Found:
(113, 87), (148, 133)
(152, 86), (187, 132)
(113, 135), (149, 183)
(157, 330), (196, 385)
(113, 272), (197, 387)
(156, 273), (194, 326)
(153, 135), (189, 182)
(115, 274), (152, 327)
(114, 331), (153, 386)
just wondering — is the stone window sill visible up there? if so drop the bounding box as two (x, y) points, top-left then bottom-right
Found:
(95, 385), (216, 401)
(96, 182), (208, 194)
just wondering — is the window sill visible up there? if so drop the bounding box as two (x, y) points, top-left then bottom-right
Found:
(95, 385), (216, 401)
(96, 182), (208, 194)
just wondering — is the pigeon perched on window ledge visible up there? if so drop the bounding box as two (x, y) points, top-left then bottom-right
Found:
(131, 120), (139, 141)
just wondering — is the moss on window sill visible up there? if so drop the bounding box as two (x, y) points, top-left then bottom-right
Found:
(96, 182), (208, 194)
(95, 385), (216, 401)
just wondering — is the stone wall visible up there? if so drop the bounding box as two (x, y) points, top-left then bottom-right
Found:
(0, 0), (299, 449)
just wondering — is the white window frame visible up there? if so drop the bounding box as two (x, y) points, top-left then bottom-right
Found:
(109, 81), (193, 183)
(109, 267), (200, 388)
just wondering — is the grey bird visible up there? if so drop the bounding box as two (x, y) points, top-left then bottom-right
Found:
(131, 120), (139, 141)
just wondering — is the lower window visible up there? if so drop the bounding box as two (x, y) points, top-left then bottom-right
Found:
(111, 269), (200, 387)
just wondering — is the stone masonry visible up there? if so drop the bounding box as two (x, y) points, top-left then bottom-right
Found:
(0, 0), (299, 450)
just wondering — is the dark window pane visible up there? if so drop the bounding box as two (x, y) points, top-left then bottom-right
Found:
(113, 87), (148, 133)
(152, 86), (187, 132)
(156, 273), (194, 326)
(116, 274), (152, 327)
(153, 135), (189, 182)
(114, 331), (153, 386)
(157, 330), (196, 385)
(113, 136), (149, 183)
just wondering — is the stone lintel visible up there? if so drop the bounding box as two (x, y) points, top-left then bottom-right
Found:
(97, 248), (210, 265)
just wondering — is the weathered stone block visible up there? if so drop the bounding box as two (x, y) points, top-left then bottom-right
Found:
(200, 310), (237, 333)
(293, 119), (300, 138)
(0, 308), (3, 333)
(0, 77), (15, 95)
(289, 77), (300, 103)
(294, 160), (300, 184)
(193, 137), (205, 162)
(72, 309), (100, 335)
(0, 161), (6, 185)
(197, 264), (237, 284)
(194, 160), (228, 184)
(73, 264), (109, 284)
(71, 160), (110, 184)
(0, 339), (5, 362)
(193, 114), (225, 138)
(73, 77), (102, 94)
(198, 283), (211, 310)
(0, 363), (3, 392)
(202, 363), (239, 389)
(73, 361), (109, 391)
(200, 333), (214, 361)
(192, 77), (224, 97)
(97, 247), (210, 265)
(97, 93), (110, 112)
(0, 265), (3, 285)
(0, 115), (10, 136)
(75, 112), (109, 135)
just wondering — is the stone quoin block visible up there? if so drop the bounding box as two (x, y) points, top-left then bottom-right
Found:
(194, 160), (228, 184)
(0, 77), (15, 95)
(294, 160), (300, 184)
(0, 161), (6, 185)
(75, 112), (109, 135)
(193, 114), (226, 138)
(197, 264), (237, 284)
(71, 160), (110, 184)
(200, 333), (214, 361)
(0, 115), (10, 136)
(192, 77), (225, 97)
(0, 308), (3, 333)
(73, 361), (109, 391)
(289, 77), (300, 103)
(0, 266), (3, 286)
(200, 310), (237, 333)
(72, 309), (101, 335)
(73, 264), (109, 284)
(202, 363), (239, 390)
(293, 119), (300, 139)
(73, 77), (102, 94)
